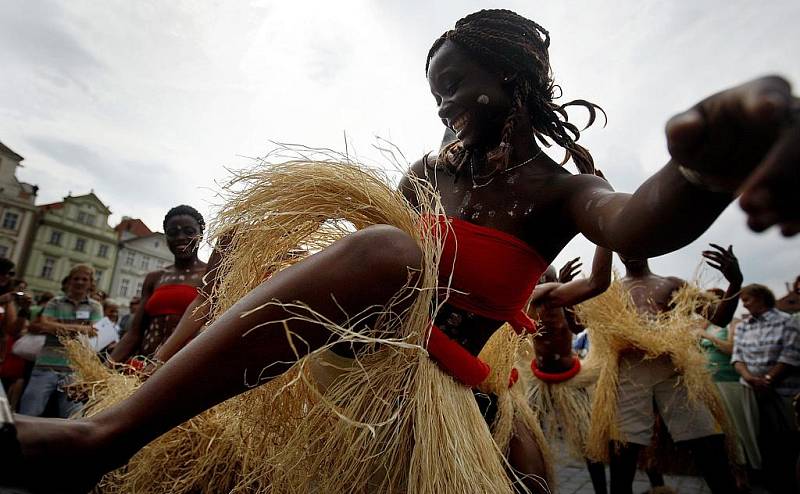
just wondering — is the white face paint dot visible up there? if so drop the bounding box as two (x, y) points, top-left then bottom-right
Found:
(488, 210), (496, 218)
(524, 205), (534, 216)
(471, 211), (481, 221)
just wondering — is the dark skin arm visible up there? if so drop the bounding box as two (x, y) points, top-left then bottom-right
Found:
(564, 168), (732, 258)
(565, 77), (800, 257)
(530, 245), (613, 309)
(109, 271), (158, 362)
(555, 258), (588, 334)
(702, 244), (743, 327)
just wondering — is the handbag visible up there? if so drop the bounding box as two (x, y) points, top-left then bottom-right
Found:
(11, 333), (46, 361)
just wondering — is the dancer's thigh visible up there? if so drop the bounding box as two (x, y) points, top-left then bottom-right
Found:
(508, 416), (549, 494)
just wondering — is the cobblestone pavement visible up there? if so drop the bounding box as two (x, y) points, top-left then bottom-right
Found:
(553, 450), (771, 494)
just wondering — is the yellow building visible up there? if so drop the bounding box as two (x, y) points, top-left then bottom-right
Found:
(24, 192), (118, 295)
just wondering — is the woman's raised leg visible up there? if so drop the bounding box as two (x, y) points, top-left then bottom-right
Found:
(11, 225), (422, 493)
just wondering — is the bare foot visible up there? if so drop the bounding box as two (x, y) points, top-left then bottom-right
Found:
(3, 415), (125, 494)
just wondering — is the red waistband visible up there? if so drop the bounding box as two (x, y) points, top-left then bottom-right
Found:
(531, 355), (582, 383)
(426, 325), (519, 388)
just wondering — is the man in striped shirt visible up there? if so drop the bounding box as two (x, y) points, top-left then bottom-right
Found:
(732, 283), (800, 493)
(18, 264), (102, 418)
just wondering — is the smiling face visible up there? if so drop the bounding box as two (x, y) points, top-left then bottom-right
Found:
(427, 40), (512, 150)
(67, 270), (93, 300)
(165, 214), (202, 260)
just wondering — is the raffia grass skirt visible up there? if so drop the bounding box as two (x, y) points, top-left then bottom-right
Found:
(66, 156), (551, 494)
(573, 280), (736, 464)
(522, 341), (601, 460)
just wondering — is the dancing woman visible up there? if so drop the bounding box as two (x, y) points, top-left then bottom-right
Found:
(4, 9), (799, 494)
(110, 206), (207, 363)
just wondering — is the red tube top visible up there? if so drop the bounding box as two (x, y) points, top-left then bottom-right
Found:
(144, 284), (198, 317)
(426, 215), (547, 334)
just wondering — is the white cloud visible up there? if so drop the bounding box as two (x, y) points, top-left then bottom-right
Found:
(0, 0), (797, 297)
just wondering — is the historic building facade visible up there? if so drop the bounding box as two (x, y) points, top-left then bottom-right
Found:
(0, 142), (39, 268)
(24, 192), (118, 295)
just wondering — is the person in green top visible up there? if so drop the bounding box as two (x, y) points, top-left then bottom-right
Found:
(699, 286), (762, 473)
(700, 288), (741, 382)
(18, 265), (102, 418)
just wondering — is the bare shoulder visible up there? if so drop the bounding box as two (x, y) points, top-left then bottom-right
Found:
(143, 269), (163, 284)
(399, 155), (435, 206)
(665, 276), (686, 289)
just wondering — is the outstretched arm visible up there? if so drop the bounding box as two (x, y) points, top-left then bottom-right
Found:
(703, 244), (743, 327)
(567, 77), (800, 256)
(531, 245), (613, 309)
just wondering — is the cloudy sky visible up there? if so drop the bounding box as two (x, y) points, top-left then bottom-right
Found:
(0, 0), (798, 304)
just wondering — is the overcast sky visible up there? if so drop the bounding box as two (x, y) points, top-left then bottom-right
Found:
(0, 0), (798, 304)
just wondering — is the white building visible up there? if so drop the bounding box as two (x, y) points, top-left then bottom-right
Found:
(0, 141), (38, 267)
(109, 218), (173, 312)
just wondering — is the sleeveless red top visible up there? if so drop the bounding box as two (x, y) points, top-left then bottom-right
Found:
(428, 215), (547, 334)
(144, 284), (198, 317)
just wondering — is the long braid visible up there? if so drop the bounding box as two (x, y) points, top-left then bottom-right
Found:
(426, 9), (605, 175)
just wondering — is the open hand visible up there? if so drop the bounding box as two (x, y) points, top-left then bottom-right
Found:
(702, 243), (743, 285)
(558, 257), (582, 283)
(666, 76), (800, 235)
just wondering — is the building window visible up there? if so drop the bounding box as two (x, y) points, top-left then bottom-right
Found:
(125, 251), (135, 266)
(75, 238), (86, 252)
(49, 230), (63, 246)
(154, 241), (160, 248)
(41, 258), (56, 279)
(2, 212), (19, 231)
(77, 212), (96, 226)
(140, 256), (149, 270)
(120, 278), (130, 297)
(98, 244), (109, 258)
(135, 281), (143, 296)
(0, 245), (8, 258)
(95, 269), (104, 286)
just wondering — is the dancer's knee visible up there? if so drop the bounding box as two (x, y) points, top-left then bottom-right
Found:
(343, 225), (422, 286)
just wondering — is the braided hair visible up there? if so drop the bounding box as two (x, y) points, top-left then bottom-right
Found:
(163, 205), (205, 233)
(426, 9), (604, 175)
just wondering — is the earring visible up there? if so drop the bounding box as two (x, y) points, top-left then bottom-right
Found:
(477, 94), (490, 105)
